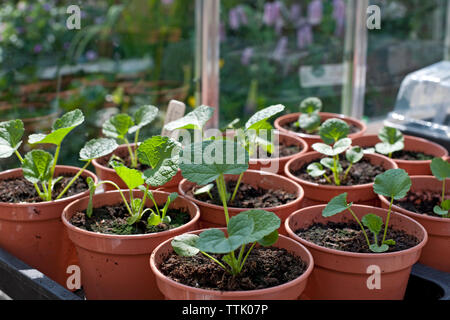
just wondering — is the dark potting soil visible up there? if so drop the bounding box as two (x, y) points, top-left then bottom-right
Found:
(295, 221), (419, 253)
(391, 150), (434, 161)
(159, 246), (307, 291)
(395, 190), (446, 218)
(97, 147), (149, 171)
(189, 180), (297, 208)
(70, 203), (191, 235)
(282, 120), (360, 135)
(293, 157), (386, 186)
(253, 141), (302, 159)
(0, 174), (88, 203)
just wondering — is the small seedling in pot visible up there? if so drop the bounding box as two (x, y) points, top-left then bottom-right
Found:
(374, 126), (404, 158)
(163, 105), (214, 138)
(102, 105), (159, 168)
(430, 157), (450, 217)
(323, 169), (412, 252)
(0, 110), (118, 201)
(309, 118), (364, 186)
(171, 210), (280, 275)
(296, 97), (322, 133)
(86, 135), (182, 227)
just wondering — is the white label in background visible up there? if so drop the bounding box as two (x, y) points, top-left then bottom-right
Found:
(161, 100), (186, 140)
(299, 64), (345, 88)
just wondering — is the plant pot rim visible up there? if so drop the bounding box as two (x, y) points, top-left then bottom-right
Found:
(0, 166), (98, 208)
(178, 169), (305, 212)
(378, 175), (450, 223)
(274, 112), (367, 140)
(149, 229), (314, 297)
(61, 189), (201, 240)
(284, 151), (398, 190)
(285, 204), (428, 259)
(353, 134), (448, 164)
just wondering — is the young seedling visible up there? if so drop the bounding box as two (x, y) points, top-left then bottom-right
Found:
(323, 169), (411, 253)
(86, 135), (181, 227)
(375, 126), (404, 158)
(171, 210), (280, 275)
(296, 97), (322, 133)
(309, 118), (363, 186)
(430, 157), (450, 217)
(102, 105), (159, 168)
(179, 139), (249, 224)
(0, 110), (118, 201)
(163, 105), (214, 137)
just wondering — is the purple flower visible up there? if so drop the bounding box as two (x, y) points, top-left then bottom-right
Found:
(43, 3), (51, 12)
(297, 25), (313, 49)
(86, 50), (98, 61)
(236, 6), (248, 26)
(263, 2), (281, 26)
(63, 42), (70, 50)
(241, 47), (254, 66)
(16, 27), (25, 34)
(308, 0), (323, 26)
(333, 0), (346, 36)
(290, 4), (302, 22)
(33, 44), (43, 54)
(275, 17), (284, 34)
(273, 36), (288, 61)
(229, 8), (240, 30)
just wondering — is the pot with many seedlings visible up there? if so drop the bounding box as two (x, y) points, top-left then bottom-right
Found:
(0, 110), (116, 287)
(150, 140), (314, 300)
(285, 169), (428, 300)
(285, 118), (397, 207)
(352, 126), (448, 176)
(378, 158), (450, 272)
(92, 105), (182, 192)
(62, 135), (200, 300)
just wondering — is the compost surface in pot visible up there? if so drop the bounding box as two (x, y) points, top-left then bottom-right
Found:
(282, 120), (360, 135)
(386, 150), (434, 161)
(188, 180), (297, 208)
(295, 221), (419, 253)
(0, 174), (88, 203)
(70, 203), (191, 235)
(293, 156), (385, 186)
(159, 246), (307, 291)
(253, 141), (302, 159)
(395, 191), (444, 218)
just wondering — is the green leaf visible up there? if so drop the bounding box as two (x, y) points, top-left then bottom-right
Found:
(369, 244), (389, 253)
(22, 150), (54, 184)
(162, 215), (171, 224)
(320, 158), (342, 173)
(138, 136), (181, 187)
(179, 140), (249, 186)
(171, 234), (200, 257)
(319, 118), (350, 145)
(346, 146), (364, 164)
(312, 138), (351, 156)
(147, 212), (162, 226)
(307, 162), (326, 177)
(442, 199), (450, 210)
(373, 169), (412, 200)
(375, 141), (404, 155)
(245, 104), (285, 131)
(79, 138), (118, 161)
(362, 213), (383, 235)
(112, 163), (144, 190)
(29, 109), (84, 146)
(194, 184), (214, 196)
(0, 120), (24, 158)
(161, 192), (178, 219)
(131, 198), (142, 214)
(383, 239), (396, 246)
(299, 97), (322, 114)
(322, 193), (352, 217)
(86, 177), (96, 218)
(378, 127), (403, 144)
(239, 210), (281, 243)
(102, 113), (134, 140)
(257, 229), (279, 246)
(364, 148), (376, 154)
(164, 105), (214, 131)
(298, 113), (321, 133)
(129, 105), (159, 134)
(430, 158), (450, 181)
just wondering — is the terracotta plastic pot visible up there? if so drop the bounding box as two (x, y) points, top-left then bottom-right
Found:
(284, 152), (397, 208)
(274, 112), (367, 148)
(178, 170), (304, 235)
(92, 143), (183, 193)
(378, 176), (450, 272)
(352, 135), (448, 176)
(150, 229), (314, 300)
(285, 204), (427, 300)
(0, 166), (98, 288)
(62, 190), (200, 300)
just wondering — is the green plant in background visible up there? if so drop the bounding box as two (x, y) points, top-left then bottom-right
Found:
(102, 105), (159, 168)
(0, 109), (118, 201)
(323, 169), (412, 252)
(86, 135), (181, 227)
(296, 97), (322, 133)
(171, 209), (280, 275)
(374, 126), (404, 158)
(308, 118), (364, 186)
(430, 158), (450, 218)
